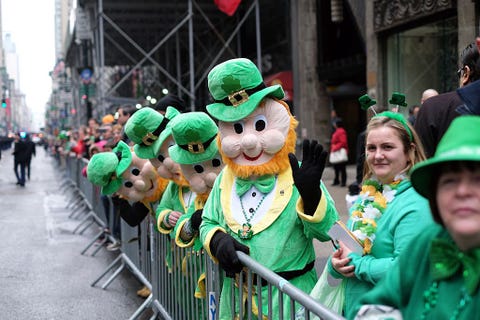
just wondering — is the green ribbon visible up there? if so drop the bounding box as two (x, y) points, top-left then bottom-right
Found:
(235, 175), (276, 197)
(430, 238), (480, 295)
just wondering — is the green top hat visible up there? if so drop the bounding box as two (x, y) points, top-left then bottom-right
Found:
(125, 106), (180, 159)
(388, 92), (407, 107)
(125, 107), (168, 159)
(358, 94), (376, 110)
(410, 116), (480, 199)
(206, 58), (284, 122)
(86, 141), (132, 195)
(168, 112), (219, 165)
(150, 106), (181, 158)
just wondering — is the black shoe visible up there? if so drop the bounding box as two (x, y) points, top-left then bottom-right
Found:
(331, 182), (339, 186)
(341, 183), (346, 187)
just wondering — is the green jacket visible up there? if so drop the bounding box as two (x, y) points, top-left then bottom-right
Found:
(354, 224), (480, 319)
(200, 166), (339, 319)
(327, 179), (433, 319)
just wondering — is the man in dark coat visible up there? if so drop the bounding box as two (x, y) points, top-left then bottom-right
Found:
(13, 133), (29, 187)
(415, 42), (480, 157)
(25, 133), (36, 180)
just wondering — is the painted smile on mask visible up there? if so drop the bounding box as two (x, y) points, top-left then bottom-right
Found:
(243, 151), (263, 161)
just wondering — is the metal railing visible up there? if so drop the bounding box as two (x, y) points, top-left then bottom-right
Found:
(60, 154), (345, 320)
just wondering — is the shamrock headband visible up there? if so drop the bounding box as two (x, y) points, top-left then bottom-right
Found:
(373, 111), (413, 141)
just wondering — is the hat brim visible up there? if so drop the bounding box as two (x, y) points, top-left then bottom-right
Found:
(134, 144), (158, 159)
(114, 141), (132, 176)
(102, 179), (122, 195)
(169, 142), (219, 165)
(150, 129), (173, 159)
(410, 154), (480, 199)
(206, 85), (284, 122)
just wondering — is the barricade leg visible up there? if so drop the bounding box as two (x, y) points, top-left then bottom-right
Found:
(91, 254), (124, 287)
(72, 211), (96, 234)
(68, 202), (88, 219)
(128, 294), (153, 320)
(101, 260), (126, 289)
(81, 229), (106, 255)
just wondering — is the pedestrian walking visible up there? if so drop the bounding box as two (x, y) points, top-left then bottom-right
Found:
(25, 133), (36, 180)
(13, 132), (29, 187)
(330, 118), (349, 187)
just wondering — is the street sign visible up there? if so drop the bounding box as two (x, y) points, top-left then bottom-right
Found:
(80, 68), (93, 83)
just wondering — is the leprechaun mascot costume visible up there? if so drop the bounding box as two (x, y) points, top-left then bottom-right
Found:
(86, 140), (166, 227)
(167, 112), (224, 304)
(199, 58), (339, 318)
(123, 106), (192, 235)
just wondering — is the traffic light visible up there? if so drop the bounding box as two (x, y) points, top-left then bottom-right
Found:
(1, 98), (6, 108)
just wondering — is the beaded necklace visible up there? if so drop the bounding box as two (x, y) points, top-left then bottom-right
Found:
(421, 282), (471, 320)
(238, 192), (267, 240)
(350, 174), (406, 254)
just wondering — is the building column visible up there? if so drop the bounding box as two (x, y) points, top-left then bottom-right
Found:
(291, 0), (331, 151)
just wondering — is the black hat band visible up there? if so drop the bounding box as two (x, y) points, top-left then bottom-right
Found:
(140, 117), (170, 146)
(214, 82), (266, 107)
(178, 135), (216, 154)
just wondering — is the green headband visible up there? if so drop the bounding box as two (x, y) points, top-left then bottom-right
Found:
(374, 111), (413, 141)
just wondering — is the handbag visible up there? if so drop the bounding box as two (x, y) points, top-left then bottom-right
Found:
(329, 148), (348, 164)
(295, 266), (345, 319)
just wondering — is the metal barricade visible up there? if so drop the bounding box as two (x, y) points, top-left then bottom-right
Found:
(61, 156), (345, 320)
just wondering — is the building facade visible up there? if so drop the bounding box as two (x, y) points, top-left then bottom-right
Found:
(53, 0), (479, 161)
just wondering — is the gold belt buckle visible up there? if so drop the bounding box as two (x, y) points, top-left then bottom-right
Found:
(142, 132), (158, 146)
(228, 89), (249, 107)
(188, 142), (205, 154)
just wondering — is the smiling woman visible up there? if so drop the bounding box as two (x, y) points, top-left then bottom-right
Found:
(324, 110), (432, 319)
(355, 115), (480, 320)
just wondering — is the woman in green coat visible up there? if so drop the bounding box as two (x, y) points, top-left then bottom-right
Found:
(327, 111), (433, 319)
(354, 115), (480, 320)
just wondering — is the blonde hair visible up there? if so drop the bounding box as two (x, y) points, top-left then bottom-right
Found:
(363, 114), (426, 180)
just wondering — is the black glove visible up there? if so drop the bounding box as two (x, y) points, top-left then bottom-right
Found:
(112, 195), (149, 227)
(111, 195), (129, 209)
(210, 231), (249, 277)
(288, 139), (327, 215)
(190, 209), (203, 232)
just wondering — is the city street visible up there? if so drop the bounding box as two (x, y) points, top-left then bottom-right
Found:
(0, 148), (150, 319)
(0, 145), (354, 319)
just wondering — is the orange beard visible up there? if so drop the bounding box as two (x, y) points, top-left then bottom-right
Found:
(196, 192), (210, 205)
(220, 99), (298, 178)
(142, 176), (169, 203)
(173, 172), (190, 188)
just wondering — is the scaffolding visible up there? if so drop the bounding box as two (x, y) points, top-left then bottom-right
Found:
(65, 0), (264, 123)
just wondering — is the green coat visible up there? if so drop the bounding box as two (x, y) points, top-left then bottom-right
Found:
(354, 225), (480, 319)
(155, 180), (192, 236)
(200, 166), (339, 319)
(327, 179), (433, 319)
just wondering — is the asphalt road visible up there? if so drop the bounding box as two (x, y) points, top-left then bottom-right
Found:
(0, 148), (151, 320)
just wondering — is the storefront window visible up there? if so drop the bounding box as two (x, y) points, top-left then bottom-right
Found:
(386, 17), (457, 111)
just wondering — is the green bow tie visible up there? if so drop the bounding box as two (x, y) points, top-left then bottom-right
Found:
(235, 175), (276, 197)
(430, 238), (480, 295)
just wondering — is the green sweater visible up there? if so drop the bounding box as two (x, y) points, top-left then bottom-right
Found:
(354, 224), (480, 319)
(327, 179), (433, 319)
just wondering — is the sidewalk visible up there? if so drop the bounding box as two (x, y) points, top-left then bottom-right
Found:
(0, 149), (151, 320)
